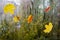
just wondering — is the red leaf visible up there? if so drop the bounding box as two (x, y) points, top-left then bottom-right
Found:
(44, 6), (50, 13)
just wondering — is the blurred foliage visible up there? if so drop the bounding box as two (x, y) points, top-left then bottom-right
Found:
(0, 0), (59, 40)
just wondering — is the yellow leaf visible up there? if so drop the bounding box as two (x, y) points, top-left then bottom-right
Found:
(4, 4), (16, 15)
(43, 22), (53, 33)
(13, 16), (20, 23)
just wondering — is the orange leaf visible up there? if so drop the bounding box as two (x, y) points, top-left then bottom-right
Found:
(27, 15), (33, 23)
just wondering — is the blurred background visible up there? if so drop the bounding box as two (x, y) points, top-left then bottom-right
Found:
(0, 0), (60, 40)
